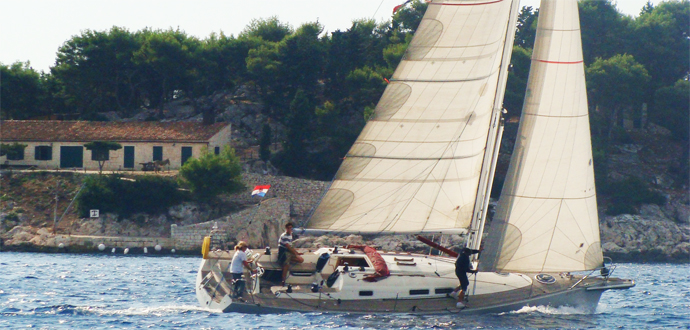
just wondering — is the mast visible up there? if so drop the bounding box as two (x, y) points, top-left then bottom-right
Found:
(466, 0), (521, 254)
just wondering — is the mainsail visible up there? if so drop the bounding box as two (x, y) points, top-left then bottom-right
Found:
(308, 0), (520, 234)
(481, 0), (603, 272)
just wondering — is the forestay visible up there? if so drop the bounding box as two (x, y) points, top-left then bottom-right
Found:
(308, 0), (518, 234)
(481, 0), (603, 272)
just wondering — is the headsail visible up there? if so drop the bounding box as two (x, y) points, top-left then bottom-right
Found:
(481, 0), (603, 272)
(308, 0), (519, 234)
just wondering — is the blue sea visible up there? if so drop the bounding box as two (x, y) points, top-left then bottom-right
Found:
(0, 252), (688, 329)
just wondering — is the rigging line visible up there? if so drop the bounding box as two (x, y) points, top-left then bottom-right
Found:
(372, 0), (386, 21)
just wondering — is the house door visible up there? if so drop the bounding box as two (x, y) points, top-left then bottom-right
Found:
(181, 147), (192, 166)
(60, 146), (83, 168)
(124, 146), (135, 168)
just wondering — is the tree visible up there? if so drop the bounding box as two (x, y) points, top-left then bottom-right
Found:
(578, 0), (632, 65)
(586, 54), (650, 140)
(503, 46), (532, 117)
(52, 27), (143, 117)
(178, 146), (245, 201)
(514, 6), (538, 49)
(276, 89), (312, 177)
(259, 123), (273, 161)
(239, 17), (293, 42)
(0, 143), (28, 160)
(629, 0), (690, 95)
(84, 141), (122, 174)
(134, 29), (201, 113)
(0, 62), (47, 119)
(650, 79), (689, 142)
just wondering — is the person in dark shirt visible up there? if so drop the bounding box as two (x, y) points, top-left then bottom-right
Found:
(451, 247), (481, 308)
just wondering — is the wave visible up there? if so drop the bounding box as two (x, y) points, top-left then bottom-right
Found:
(507, 305), (592, 315)
(1, 304), (209, 317)
(76, 304), (211, 316)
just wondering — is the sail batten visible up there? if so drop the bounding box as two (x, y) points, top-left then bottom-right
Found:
(481, 0), (603, 273)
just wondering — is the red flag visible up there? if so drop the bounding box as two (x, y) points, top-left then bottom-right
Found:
(393, 0), (413, 13)
(384, 78), (390, 84)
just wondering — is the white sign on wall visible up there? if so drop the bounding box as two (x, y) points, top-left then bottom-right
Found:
(90, 209), (100, 218)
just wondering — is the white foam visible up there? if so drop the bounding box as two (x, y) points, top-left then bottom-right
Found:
(508, 305), (591, 315)
(76, 304), (209, 316)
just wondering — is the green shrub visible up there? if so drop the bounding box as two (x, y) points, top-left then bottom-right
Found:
(604, 177), (666, 215)
(179, 146), (245, 201)
(76, 174), (189, 218)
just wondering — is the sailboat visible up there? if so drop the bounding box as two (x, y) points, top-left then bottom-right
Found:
(195, 0), (634, 314)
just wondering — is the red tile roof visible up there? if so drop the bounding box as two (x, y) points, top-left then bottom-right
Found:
(0, 120), (229, 143)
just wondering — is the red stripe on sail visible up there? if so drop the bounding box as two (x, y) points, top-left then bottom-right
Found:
(429, 0), (503, 6)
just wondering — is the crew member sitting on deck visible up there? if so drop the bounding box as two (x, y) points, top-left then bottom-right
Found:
(229, 241), (256, 299)
(278, 222), (304, 285)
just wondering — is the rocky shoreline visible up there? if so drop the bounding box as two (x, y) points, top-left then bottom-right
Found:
(1, 172), (688, 263)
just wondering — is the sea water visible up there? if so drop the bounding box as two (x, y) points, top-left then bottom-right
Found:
(0, 252), (687, 329)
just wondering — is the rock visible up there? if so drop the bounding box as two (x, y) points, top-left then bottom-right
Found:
(602, 242), (628, 253)
(36, 228), (53, 236)
(664, 201), (690, 224)
(168, 202), (208, 224)
(600, 213), (689, 262)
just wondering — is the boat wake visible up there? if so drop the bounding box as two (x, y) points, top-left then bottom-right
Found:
(507, 305), (592, 315)
(78, 304), (212, 316)
(2, 304), (210, 317)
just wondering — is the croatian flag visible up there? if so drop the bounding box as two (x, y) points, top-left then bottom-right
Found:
(252, 185), (270, 197)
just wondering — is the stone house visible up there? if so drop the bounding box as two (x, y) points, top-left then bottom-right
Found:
(0, 120), (232, 171)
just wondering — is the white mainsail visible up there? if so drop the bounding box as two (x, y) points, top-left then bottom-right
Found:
(481, 0), (603, 272)
(308, 0), (520, 234)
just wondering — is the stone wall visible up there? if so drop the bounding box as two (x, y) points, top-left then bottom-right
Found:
(0, 225), (174, 254)
(232, 173), (330, 222)
(171, 198), (291, 251)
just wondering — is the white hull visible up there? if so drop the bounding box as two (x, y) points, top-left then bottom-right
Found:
(195, 247), (633, 314)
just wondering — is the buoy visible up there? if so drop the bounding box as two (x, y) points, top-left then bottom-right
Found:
(171, 249), (176, 254)
(111, 248), (116, 253)
(58, 243), (64, 249)
(155, 244), (162, 252)
(124, 248), (130, 254)
(143, 247), (148, 254)
(98, 244), (106, 251)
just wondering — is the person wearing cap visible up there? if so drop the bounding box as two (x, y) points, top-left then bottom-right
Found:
(450, 247), (481, 308)
(229, 241), (256, 299)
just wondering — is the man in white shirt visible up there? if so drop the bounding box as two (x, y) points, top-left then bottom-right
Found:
(229, 241), (256, 299)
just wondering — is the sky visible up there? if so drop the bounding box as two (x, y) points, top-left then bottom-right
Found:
(1, 0), (657, 73)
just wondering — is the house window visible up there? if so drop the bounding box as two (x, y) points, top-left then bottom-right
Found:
(153, 146), (163, 161)
(91, 149), (109, 161)
(34, 146), (52, 161)
(214, 146), (220, 155)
